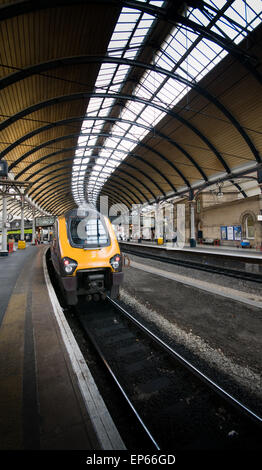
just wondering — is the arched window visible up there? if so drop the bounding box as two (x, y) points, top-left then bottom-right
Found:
(243, 214), (255, 239)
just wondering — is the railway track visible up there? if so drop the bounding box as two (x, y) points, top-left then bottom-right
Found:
(120, 245), (262, 283)
(46, 250), (261, 450)
(75, 297), (262, 451)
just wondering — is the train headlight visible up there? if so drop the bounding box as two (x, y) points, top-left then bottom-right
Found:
(110, 254), (122, 272)
(62, 257), (78, 275)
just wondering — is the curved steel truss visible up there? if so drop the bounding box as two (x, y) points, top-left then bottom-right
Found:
(0, 0), (261, 216)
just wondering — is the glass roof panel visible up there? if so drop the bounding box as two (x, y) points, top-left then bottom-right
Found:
(72, 0), (262, 206)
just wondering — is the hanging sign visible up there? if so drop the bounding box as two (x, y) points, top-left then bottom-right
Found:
(35, 216), (55, 227)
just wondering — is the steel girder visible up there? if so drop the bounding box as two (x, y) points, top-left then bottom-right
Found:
(0, 0), (260, 83)
(0, 56), (260, 165)
(2, 115), (206, 182)
(9, 131), (178, 193)
(32, 174), (144, 207)
(1, 89), (256, 190)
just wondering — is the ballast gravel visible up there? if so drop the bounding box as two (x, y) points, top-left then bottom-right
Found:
(119, 286), (262, 416)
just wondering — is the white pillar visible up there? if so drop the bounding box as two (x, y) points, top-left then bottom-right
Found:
(177, 203), (185, 248)
(190, 202), (195, 239)
(131, 204), (141, 240)
(155, 203), (163, 240)
(1, 192), (8, 254)
(163, 203), (174, 242)
(258, 194), (262, 247)
(21, 195), (25, 241)
(32, 208), (36, 244)
(190, 200), (196, 246)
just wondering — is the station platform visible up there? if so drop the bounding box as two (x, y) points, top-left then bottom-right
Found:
(119, 240), (262, 282)
(119, 240), (262, 260)
(0, 245), (125, 450)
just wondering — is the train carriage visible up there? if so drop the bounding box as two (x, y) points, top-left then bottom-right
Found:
(51, 207), (123, 305)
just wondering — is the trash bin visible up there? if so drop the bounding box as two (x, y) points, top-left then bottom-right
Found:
(190, 238), (196, 247)
(157, 237), (164, 245)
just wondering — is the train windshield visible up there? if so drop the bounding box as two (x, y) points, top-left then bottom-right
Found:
(68, 215), (110, 248)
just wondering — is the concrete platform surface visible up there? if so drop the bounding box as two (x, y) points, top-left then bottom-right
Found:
(120, 240), (262, 259)
(0, 245), (125, 450)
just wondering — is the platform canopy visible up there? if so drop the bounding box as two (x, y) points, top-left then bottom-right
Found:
(0, 0), (261, 216)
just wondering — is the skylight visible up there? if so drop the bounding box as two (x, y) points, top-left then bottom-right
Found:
(71, 0), (262, 207)
(71, 1), (159, 206)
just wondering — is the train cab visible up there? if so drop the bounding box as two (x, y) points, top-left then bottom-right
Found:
(51, 207), (123, 305)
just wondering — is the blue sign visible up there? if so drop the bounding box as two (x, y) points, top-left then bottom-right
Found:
(221, 225), (242, 240)
(233, 225), (242, 241)
(220, 226), (227, 240)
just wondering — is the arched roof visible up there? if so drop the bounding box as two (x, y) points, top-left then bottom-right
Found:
(0, 0), (261, 217)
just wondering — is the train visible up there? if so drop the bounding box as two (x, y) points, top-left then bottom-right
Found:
(50, 207), (124, 305)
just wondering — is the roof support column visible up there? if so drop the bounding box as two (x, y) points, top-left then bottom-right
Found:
(1, 191), (8, 255)
(189, 190), (196, 248)
(155, 202), (163, 241)
(131, 204), (141, 241)
(32, 207), (36, 245)
(257, 194), (262, 248)
(177, 203), (185, 248)
(20, 195), (25, 242)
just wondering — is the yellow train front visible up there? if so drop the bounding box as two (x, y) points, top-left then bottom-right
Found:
(51, 207), (123, 305)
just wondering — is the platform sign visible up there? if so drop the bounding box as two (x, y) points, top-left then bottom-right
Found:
(227, 226), (234, 240)
(233, 225), (242, 240)
(221, 225), (242, 241)
(220, 226), (227, 240)
(35, 216), (55, 227)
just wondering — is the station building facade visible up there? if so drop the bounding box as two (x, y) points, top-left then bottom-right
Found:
(172, 193), (262, 249)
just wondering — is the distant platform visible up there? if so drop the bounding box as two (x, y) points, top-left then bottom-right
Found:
(119, 240), (262, 260)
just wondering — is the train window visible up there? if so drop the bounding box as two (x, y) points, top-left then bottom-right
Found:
(68, 216), (110, 248)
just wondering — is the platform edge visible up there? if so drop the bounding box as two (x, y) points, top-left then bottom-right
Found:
(42, 248), (126, 451)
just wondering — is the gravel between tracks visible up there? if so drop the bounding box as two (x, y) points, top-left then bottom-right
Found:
(118, 285), (262, 416)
